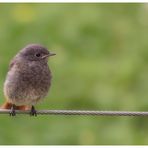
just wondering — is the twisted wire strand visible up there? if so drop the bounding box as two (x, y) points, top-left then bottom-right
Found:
(0, 109), (148, 116)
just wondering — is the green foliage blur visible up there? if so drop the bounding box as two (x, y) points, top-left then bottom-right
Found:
(0, 3), (148, 145)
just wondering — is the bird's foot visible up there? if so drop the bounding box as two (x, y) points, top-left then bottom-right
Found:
(9, 104), (16, 116)
(30, 106), (37, 116)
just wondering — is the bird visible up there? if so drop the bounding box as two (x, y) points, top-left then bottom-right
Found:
(1, 44), (56, 116)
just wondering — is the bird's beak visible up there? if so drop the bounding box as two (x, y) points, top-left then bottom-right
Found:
(42, 52), (56, 59)
(49, 52), (56, 56)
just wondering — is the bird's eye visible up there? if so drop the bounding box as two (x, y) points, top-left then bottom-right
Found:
(35, 53), (41, 57)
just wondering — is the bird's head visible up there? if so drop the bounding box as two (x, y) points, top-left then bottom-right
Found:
(19, 44), (56, 62)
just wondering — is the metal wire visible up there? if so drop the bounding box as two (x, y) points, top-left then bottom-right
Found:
(0, 109), (148, 116)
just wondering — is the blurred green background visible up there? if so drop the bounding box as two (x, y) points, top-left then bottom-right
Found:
(0, 3), (148, 145)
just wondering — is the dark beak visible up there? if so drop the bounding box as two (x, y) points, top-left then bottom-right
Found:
(49, 52), (56, 56)
(42, 52), (56, 59)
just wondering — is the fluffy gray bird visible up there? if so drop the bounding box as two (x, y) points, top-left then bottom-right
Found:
(2, 44), (55, 116)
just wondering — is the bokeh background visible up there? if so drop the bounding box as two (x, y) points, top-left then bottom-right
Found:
(0, 3), (148, 145)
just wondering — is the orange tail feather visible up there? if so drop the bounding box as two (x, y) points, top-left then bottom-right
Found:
(0, 102), (31, 111)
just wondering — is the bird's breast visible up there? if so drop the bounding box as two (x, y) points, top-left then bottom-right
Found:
(4, 61), (52, 105)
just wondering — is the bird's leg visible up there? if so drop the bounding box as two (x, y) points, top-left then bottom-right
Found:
(30, 105), (37, 116)
(9, 104), (16, 116)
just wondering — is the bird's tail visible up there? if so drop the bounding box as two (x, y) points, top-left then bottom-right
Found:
(0, 102), (12, 109)
(0, 101), (31, 110)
